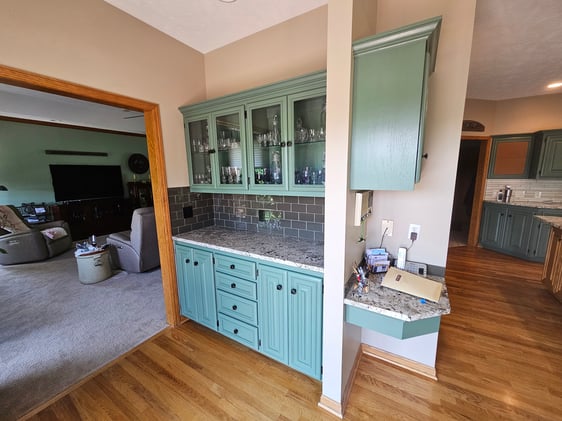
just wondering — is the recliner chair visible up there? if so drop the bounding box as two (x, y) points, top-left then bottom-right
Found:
(0, 205), (72, 265)
(107, 206), (160, 273)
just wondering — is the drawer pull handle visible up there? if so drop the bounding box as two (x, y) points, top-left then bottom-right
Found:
(193, 261), (199, 266)
(231, 283), (237, 288)
(232, 305), (238, 310)
(185, 258), (190, 264)
(233, 328), (239, 334)
(230, 264), (236, 269)
(276, 284), (283, 291)
(291, 288), (297, 295)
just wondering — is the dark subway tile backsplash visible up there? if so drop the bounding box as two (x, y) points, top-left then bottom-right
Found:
(168, 187), (324, 242)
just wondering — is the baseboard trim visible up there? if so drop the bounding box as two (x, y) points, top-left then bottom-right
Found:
(361, 343), (437, 380)
(318, 395), (343, 418)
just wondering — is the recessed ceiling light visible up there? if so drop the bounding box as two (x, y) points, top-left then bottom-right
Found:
(219, 0), (237, 3)
(547, 82), (562, 89)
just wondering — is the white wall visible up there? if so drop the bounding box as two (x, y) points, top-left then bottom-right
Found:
(0, 0), (206, 188)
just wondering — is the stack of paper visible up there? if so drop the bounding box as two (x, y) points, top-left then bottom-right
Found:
(381, 267), (443, 302)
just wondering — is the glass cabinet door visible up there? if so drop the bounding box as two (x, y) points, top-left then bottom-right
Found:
(288, 89), (326, 193)
(247, 98), (288, 191)
(186, 117), (212, 186)
(214, 106), (247, 189)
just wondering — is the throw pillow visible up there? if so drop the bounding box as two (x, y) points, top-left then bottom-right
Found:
(0, 205), (32, 233)
(40, 227), (68, 240)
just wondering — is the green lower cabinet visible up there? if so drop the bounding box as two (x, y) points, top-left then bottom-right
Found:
(175, 242), (323, 380)
(479, 202), (560, 262)
(174, 243), (217, 331)
(258, 264), (323, 380)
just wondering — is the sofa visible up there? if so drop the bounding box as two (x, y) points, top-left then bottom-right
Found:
(0, 205), (73, 265)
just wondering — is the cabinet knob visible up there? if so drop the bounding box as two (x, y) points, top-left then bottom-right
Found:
(193, 261), (199, 266)
(291, 288), (297, 295)
(230, 264), (235, 270)
(208, 149), (216, 154)
(276, 284), (283, 290)
(185, 258), (190, 264)
(280, 141), (286, 147)
(232, 305), (238, 311)
(287, 141), (293, 147)
(230, 283), (237, 288)
(233, 328), (239, 334)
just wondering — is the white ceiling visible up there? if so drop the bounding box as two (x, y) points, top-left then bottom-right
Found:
(102, 0), (328, 54)
(2, 0), (562, 133)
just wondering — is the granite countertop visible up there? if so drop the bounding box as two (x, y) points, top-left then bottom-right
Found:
(174, 226), (324, 273)
(536, 216), (562, 230)
(485, 199), (562, 210)
(344, 272), (451, 322)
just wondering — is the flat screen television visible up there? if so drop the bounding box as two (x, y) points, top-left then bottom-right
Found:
(49, 164), (125, 202)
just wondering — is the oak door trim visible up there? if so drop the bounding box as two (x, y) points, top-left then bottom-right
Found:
(0, 64), (181, 326)
(461, 135), (491, 247)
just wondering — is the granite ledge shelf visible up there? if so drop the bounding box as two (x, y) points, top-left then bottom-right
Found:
(174, 226), (324, 273)
(344, 272), (451, 322)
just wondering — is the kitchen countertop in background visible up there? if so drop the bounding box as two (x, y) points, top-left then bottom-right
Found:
(485, 199), (562, 210)
(174, 226), (324, 273)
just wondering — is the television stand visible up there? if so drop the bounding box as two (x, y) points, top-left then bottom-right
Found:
(52, 198), (134, 241)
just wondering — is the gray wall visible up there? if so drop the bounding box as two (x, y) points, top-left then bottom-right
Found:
(0, 120), (149, 206)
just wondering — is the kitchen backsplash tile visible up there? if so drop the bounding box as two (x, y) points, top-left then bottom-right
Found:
(167, 187), (214, 235)
(168, 187), (324, 242)
(485, 179), (562, 202)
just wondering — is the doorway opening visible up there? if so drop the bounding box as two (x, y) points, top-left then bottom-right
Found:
(449, 136), (491, 248)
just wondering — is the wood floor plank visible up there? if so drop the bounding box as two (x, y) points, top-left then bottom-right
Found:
(25, 246), (562, 420)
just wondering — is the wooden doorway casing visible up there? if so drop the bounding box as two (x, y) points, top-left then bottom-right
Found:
(0, 64), (181, 326)
(461, 135), (491, 247)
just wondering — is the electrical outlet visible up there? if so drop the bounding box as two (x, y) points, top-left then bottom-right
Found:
(381, 219), (393, 237)
(408, 224), (421, 241)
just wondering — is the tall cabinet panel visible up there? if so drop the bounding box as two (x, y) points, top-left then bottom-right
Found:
(257, 265), (288, 364)
(287, 271), (322, 379)
(247, 97), (288, 192)
(214, 107), (247, 190)
(350, 17), (441, 191)
(288, 89), (326, 194)
(185, 116), (213, 188)
(175, 243), (217, 331)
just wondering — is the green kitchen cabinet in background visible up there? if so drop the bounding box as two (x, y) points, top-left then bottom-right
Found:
(174, 243), (217, 331)
(477, 202), (559, 262)
(530, 130), (562, 179)
(350, 16), (441, 191)
(488, 134), (534, 179)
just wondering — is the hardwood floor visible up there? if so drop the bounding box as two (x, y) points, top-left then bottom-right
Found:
(25, 246), (562, 420)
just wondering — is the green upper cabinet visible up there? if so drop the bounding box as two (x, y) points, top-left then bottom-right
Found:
(488, 134), (534, 179)
(180, 72), (326, 197)
(350, 16), (441, 191)
(185, 106), (247, 192)
(530, 130), (562, 179)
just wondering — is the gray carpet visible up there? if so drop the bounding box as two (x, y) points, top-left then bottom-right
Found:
(0, 247), (167, 420)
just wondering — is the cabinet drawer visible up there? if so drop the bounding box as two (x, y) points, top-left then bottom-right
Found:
(218, 314), (259, 350)
(216, 290), (258, 325)
(215, 272), (257, 300)
(215, 254), (256, 280)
